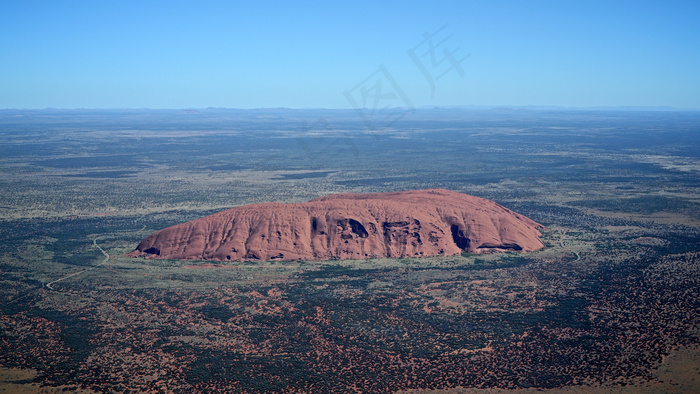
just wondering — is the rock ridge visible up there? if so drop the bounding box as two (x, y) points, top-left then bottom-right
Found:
(127, 189), (545, 261)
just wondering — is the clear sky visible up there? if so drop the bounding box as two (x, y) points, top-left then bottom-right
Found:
(1, 0), (699, 109)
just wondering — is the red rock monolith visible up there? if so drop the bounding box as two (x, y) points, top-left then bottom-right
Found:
(127, 189), (544, 261)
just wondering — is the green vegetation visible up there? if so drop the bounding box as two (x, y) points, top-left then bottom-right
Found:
(571, 195), (700, 216)
(0, 109), (699, 392)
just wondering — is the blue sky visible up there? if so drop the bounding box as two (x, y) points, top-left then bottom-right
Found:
(1, 1), (699, 109)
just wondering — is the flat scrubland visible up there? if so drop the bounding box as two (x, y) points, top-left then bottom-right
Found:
(1, 109), (699, 392)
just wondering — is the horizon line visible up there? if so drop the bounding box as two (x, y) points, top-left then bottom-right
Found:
(2, 105), (699, 112)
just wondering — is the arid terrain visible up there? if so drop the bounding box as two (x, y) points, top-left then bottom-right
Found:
(1, 108), (699, 392)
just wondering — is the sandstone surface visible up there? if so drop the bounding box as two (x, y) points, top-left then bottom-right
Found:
(128, 189), (544, 261)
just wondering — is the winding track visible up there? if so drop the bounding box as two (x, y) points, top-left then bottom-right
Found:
(557, 227), (580, 262)
(45, 213), (147, 290)
(45, 237), (110, 290)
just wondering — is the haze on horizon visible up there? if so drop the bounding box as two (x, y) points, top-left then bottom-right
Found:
(1, 0), (699, 110)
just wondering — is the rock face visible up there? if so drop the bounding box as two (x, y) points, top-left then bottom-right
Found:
(128, 189), (544, 262)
